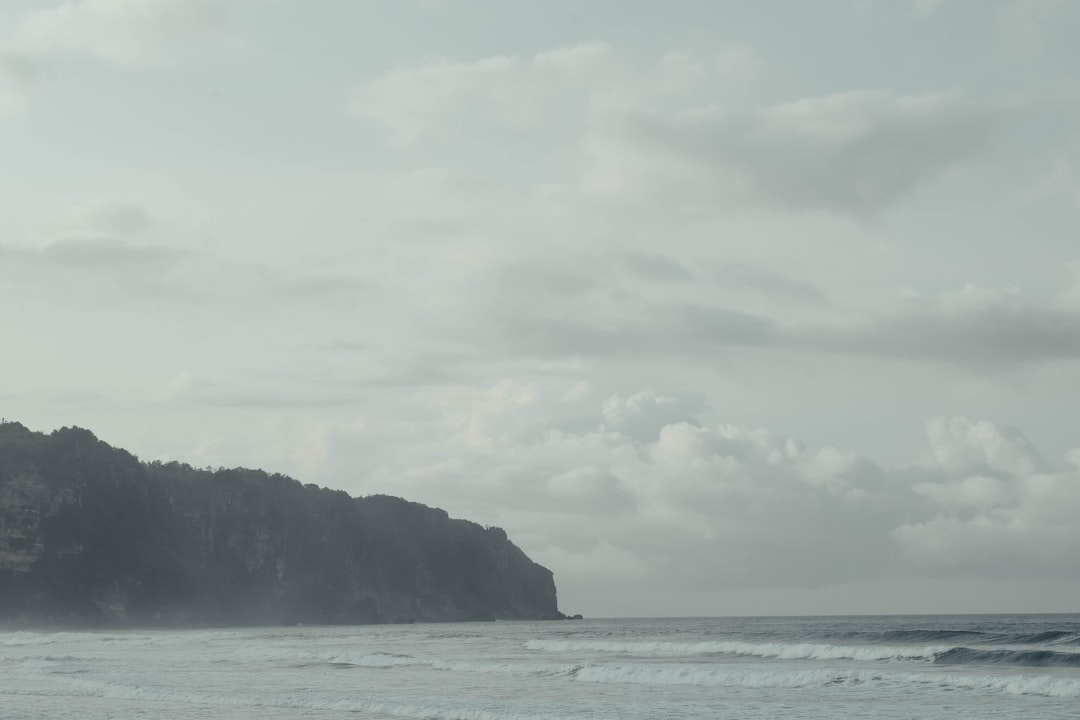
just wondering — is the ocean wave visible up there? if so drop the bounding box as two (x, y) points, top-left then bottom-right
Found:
(986, 631), (1080, 646)
(325, 652), (582, 678)
(5, 661), (1079, 704)
(875, 629), (986, 643)
(0, 657), (66, 673)
(572, 663), (1080, 698)
(0, 632), (60, 646)
(524, 639), (941, 662)
(326, 651), (430, 668)
(835, 628), (1080, 646)
(7, 676), (578, 720)
(575, 664), (877, 688)
(934, 647), (1080, 668)
(0, 631), (163, 647)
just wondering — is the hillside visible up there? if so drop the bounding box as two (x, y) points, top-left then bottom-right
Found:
(0, 421), (563, 627)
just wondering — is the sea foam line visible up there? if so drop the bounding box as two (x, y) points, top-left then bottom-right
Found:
(524, 639), (943, 662)
(9, 663), (1079, 703)
(5, 676), (577, 720)
(324, 652), (580, 677)
(570, 663), (1080, 698)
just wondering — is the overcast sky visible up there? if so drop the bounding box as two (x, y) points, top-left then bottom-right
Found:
(2, 0), (1079, 617)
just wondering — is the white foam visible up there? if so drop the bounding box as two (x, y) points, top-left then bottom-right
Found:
(12, 675), (576, 720)
(0, 632), (59, 646)
(0, 631), (161, 647)
(576, 663), (870, 688)
(524, 639), (943, 662)
(326, 652), (580, 677)
(571, 662), (1080, 698)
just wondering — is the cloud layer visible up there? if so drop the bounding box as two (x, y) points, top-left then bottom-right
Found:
(3, 0), (1079, 615)
(269, 380), (1080, 614)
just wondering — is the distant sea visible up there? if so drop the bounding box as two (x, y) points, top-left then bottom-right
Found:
(3, 614), (1079, 719)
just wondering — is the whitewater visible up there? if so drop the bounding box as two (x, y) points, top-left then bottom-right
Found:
(2, 615), (1079, 719)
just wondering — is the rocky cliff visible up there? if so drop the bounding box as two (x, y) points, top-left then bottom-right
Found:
(0, 421), (563, 627)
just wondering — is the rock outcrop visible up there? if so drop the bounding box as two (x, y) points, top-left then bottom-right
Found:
(0, 421), (563, 627)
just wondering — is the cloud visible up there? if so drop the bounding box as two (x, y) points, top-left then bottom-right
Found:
(284, 377), (1079, 606)
(803, 285), (1080, 368)
(157, 371), (362, 409)
(34, 200), (155, 237)
(351, 42), (617, 143)
(418, 241), (1077, 369)
(609, 91), (1000, 215)
(420, 250), (810, 361)
(18, 238), (179, 268)
(893, 419), (1080, 578)
(600, 391), (706, 442)
(614, 251), (694, 284)
(539, 260), (1079, 368)
(0, 201), (214, 307)
(483, 298), (776, 358)
(1, 202), (181, 271)
(710, 263), (827, 304)
(16, 0), (244, 67)
(923, 416), (1049, 476)
(355, 42), (1004, 215)
(0, 52), (40, 111)
(995, 0), (1067, 53)
(262, 273), (368, 302)
(913, 0), (947, 15)
(319, 346), (457, 388)
(2, 201), (380, 308)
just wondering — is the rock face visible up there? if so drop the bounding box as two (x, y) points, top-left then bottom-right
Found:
(0, 422), (563, 627)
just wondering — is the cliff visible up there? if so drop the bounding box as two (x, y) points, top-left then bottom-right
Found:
(0, 421), (563, 627)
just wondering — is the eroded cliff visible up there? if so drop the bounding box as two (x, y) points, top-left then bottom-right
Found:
(0, 422), (562, 627)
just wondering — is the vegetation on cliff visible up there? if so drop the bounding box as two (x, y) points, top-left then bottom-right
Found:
(0, 421), (562, 627)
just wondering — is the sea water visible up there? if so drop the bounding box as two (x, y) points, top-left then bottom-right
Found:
(2, 614), (1078, 719)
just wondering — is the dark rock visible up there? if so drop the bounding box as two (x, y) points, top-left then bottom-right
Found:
(0, 421), (562, 627)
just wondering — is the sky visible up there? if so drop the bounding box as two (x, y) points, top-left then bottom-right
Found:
(2, 0), (1079, 617)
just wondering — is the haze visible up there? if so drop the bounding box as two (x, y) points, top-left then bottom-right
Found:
(2, 0), (1079, 617)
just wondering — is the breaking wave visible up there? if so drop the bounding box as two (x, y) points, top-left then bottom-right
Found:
(572, 663), (1080, 698)
(527, 635), (1080, 668)
(524, 639), (942, 662)
(934, 647), (1080, 668)
(0, 631), (162, 647)
(3, 676), (578, 720)
(9, 663), (1079, 704)
(842, 629), (1080, 646)
(324, 652), (581, 678)
(987, 631), (1080, 646)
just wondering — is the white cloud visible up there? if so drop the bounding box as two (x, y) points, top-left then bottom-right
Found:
(354, 42), (1001, 215)
(600, 391), (705, 441)
(1, 201), (180, 272)
(352, 42), (618, 143)
(257, 377), (1078, 610)
(892, 415), (1080, 576)
(923, 416), (1047, 476)
(17, 0), (244, 67)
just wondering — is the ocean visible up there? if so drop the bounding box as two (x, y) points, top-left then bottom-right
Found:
(2, 614), (1078, 719)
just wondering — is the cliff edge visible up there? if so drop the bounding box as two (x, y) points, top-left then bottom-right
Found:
(0, 421), (563, 627)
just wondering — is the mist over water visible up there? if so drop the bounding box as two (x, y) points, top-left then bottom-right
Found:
(3, 615), (1079, 719)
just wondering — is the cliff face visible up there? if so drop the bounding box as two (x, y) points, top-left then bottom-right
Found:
(0, 422), (562, 627)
